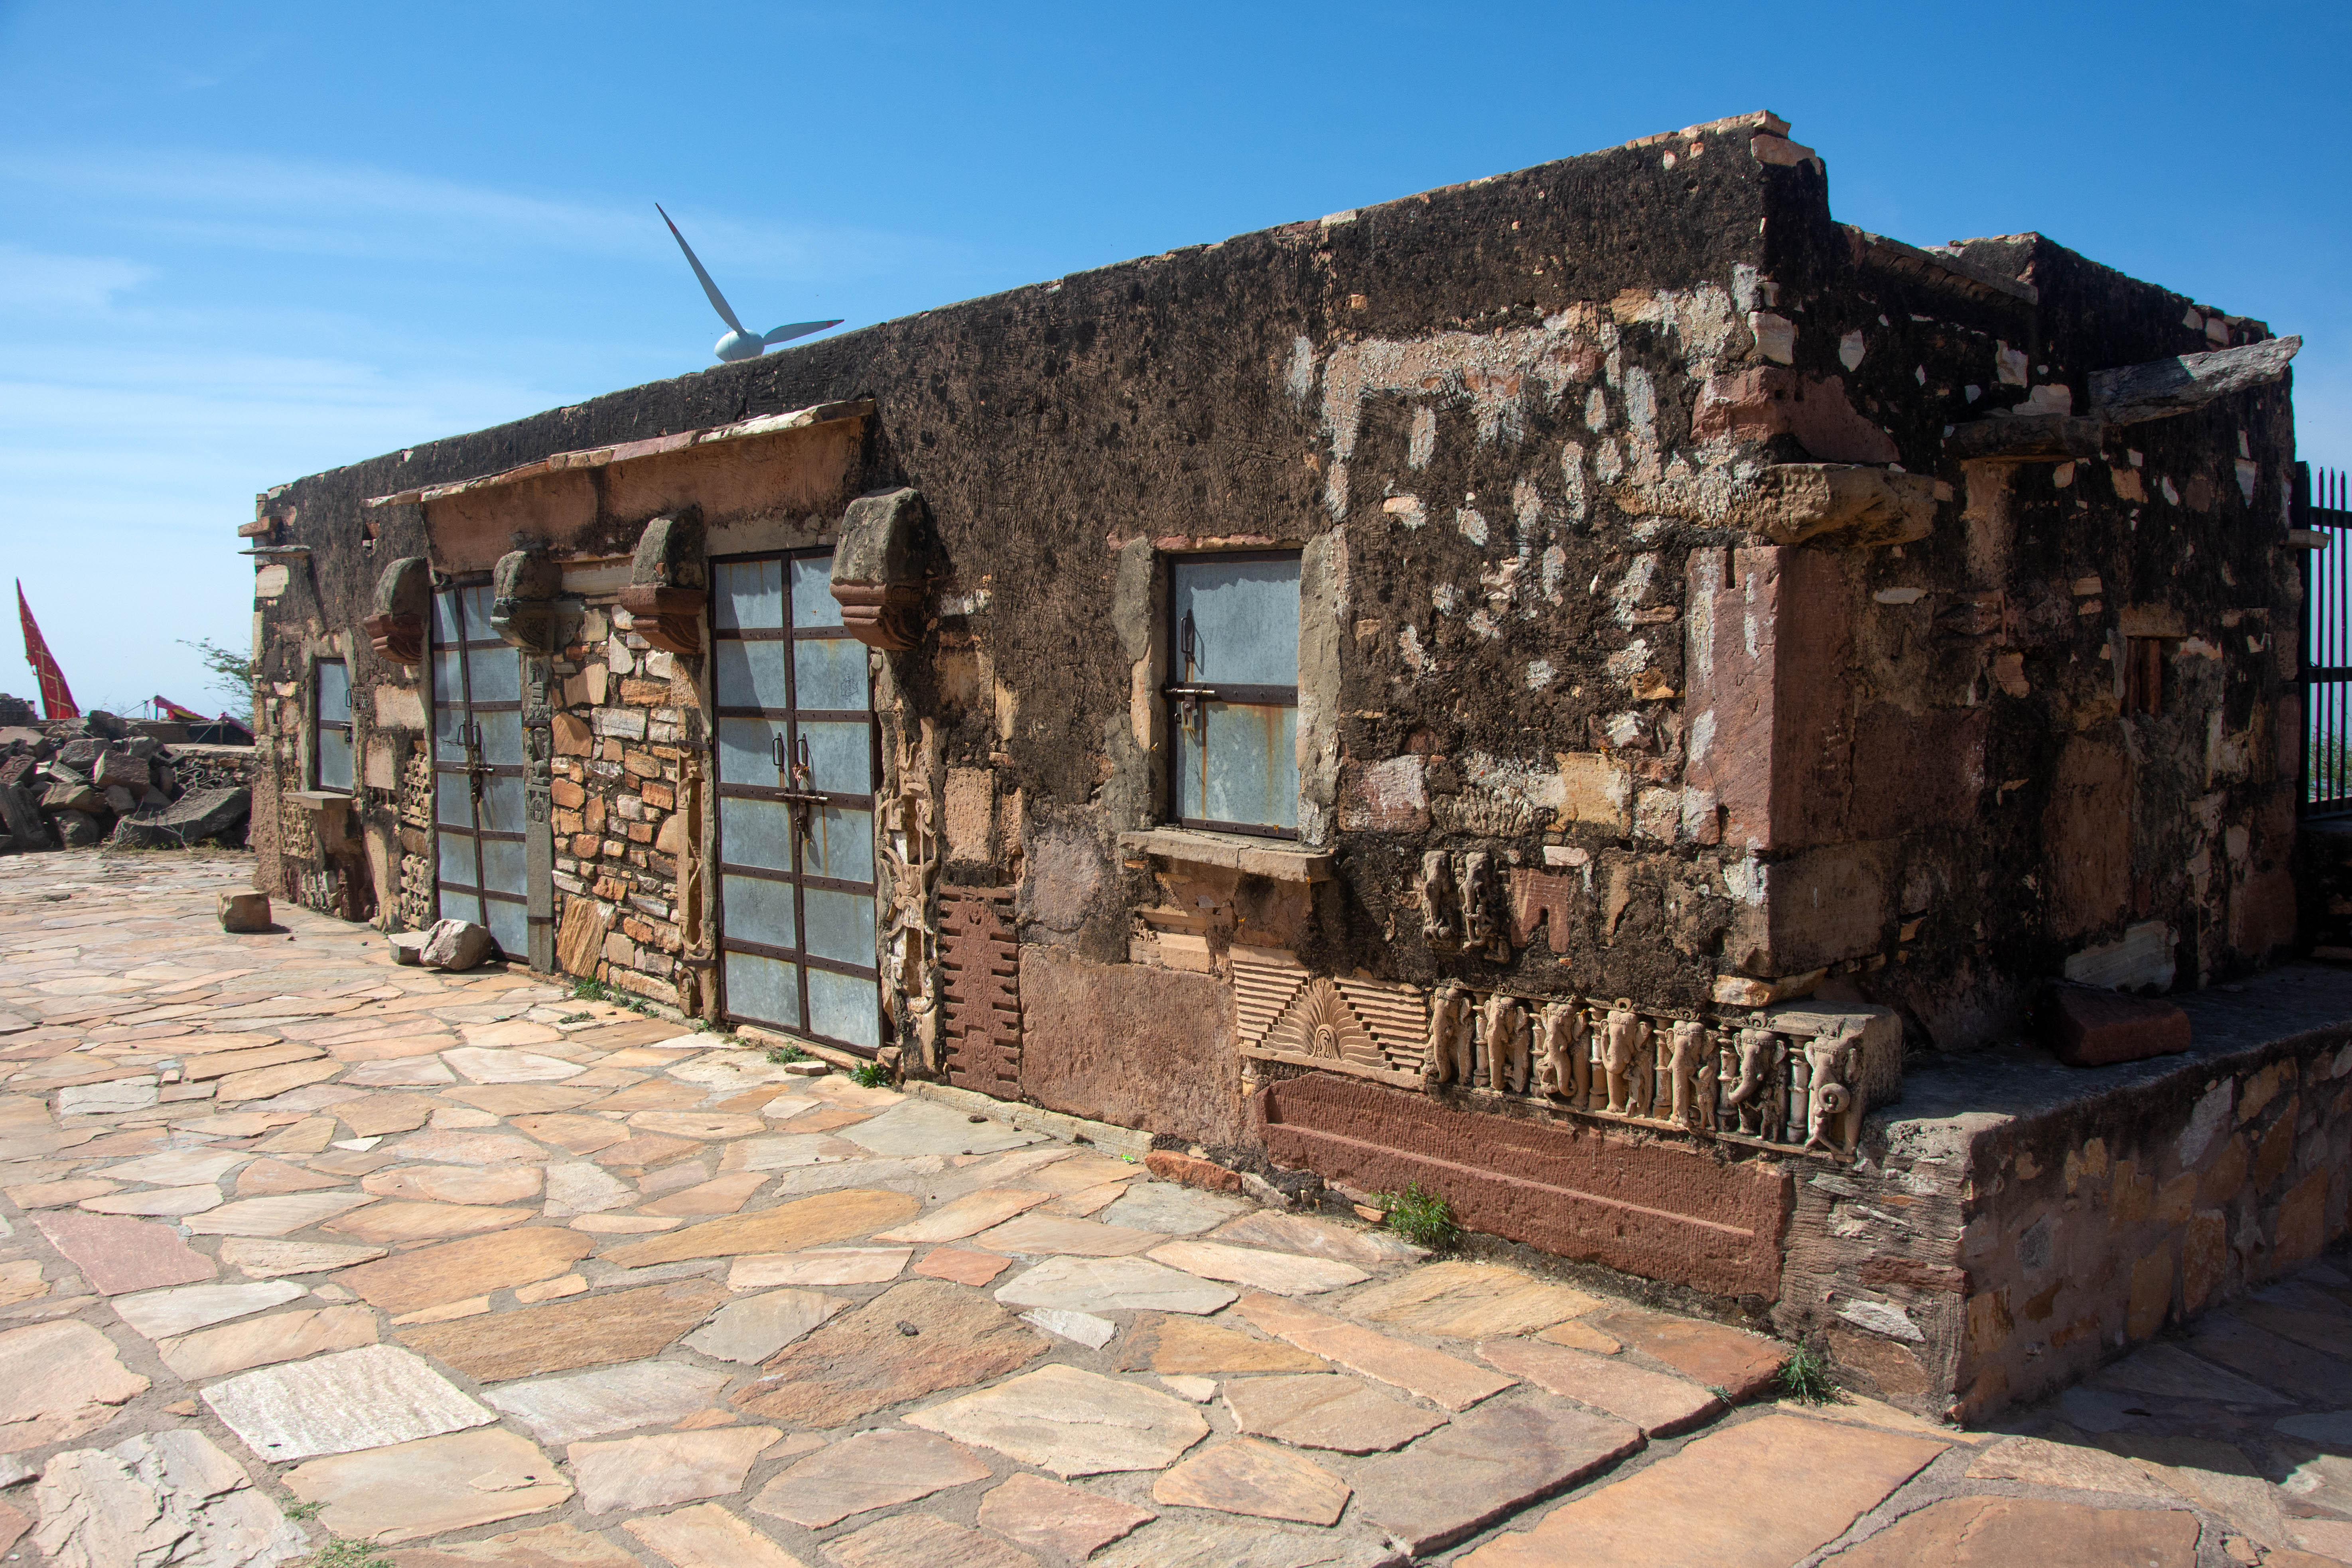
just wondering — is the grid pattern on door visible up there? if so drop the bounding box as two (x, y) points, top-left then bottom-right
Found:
(430, 585), (530, 958)
(2304, 464), (2352, 817)
(711, 552), (883, 1054)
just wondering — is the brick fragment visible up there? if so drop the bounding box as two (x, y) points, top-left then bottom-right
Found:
(2041, 983), (2191, 1068)
(1146, 1151), (1245, 1192)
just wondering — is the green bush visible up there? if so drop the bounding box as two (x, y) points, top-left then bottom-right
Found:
(850, 1060), (892, 1089)
(1373, 1181), (1461, 1251)
(764, 1043), (810, 1064)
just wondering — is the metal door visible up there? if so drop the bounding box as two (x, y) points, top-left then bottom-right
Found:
(430, 584), (530, 957)
(711, 552), (882, 1052)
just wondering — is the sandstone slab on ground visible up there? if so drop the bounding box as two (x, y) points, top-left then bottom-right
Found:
(1347, 1260), (1599, 1339)
(32, 1210), (214, 1293)
(841, 1099), (1042, 1156)
(401, 1278), (728, 1383)
(286, 1427), (571, 1544)
(1355, 1399), (1643, 1555)
(1479, 1338), (1724, 1435)
(750, 1428), (991, 1528)
(1149, 1240), (1368, 1296)
(337, 1228), (596, 1314)
(386, 1520), (640, 1567)
(0, 1320), (148, 1429)
(484, 1361), (733, 1444)
(1090, 1517), (1398, 1568)
(875, 1187), (1051, 1243)
(161, 1303), (378, 1379)
(975, 1472), (1156, 1560)
(1459, 1412), (1943, 1567)
(1225, 1372), (1448, 1452)
(1239, 1291), (1514, 1410)
(914, 1247), (1012, 1285)
(600, 1188), (918, 1269)
(974, 1211), (1168, 1257)
(905, 1363), (1210, 1475)
(1581, 1306), (1788, 1401)
(222, 1239), (390, 1280)
(567, 1426), (779, 1515)
(997, 1254), (1238, 1315)
(2089, 1343), (2290, 1405)
(1153, 1437), (1352, 1525)
(111, 1278), (305, 1339)
(736, 1277), (1049, 1428)
(1823, 1494), (2199, 1566)
(1963, 1434), (2179, 1498)
(728, 1247), (910, 1287)
(1120, 1314), (1331, 1375)
(821, 1511), (1039, 1568)
(1101, 1182), (1251, 1236)
(185, 1191), (379, 1236)
(1209, 1211), (1425, 1266)
(205, 1343), (495, 1461)
(683, 1287), (845, 1363)
(622, 1503), (807, 1568)
(32, 1428), (306, 1568)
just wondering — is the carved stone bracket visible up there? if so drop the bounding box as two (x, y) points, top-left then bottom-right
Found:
(617, 586), (704, 656)
(364, 555), (430, 666)
(490, 549), (564, 655)
(621, 513), (707, 656)
(831, 487), (934, 651)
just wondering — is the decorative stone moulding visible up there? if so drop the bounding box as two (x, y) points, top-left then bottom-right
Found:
(830, 487), (934, 651)
(619, 513), (707, 656)
(364, 555), (430, 666)
(489, 549), (564, 655)
(1232, 944), (1899, 1162)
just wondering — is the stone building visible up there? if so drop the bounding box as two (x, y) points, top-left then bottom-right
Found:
(244, 111), (2330, 1419)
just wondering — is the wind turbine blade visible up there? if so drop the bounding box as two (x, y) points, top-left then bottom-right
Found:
(655, 203), (746, 335)
(761, 319), (843, 346)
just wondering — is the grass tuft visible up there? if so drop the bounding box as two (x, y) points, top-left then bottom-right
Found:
(850, 1060), (892, 1089)
(1776, 1343), (1841, 1405)
(764, 1043), (810, 1064)
(304, 1538), (391, 1567)
(1372, 1181), (1462, 1251)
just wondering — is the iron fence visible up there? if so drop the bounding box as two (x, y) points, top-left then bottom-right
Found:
(2303, 464), (2352, 816)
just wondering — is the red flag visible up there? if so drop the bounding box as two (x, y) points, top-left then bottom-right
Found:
(154, 694), (206, 721)
(15, 581), (78, 720)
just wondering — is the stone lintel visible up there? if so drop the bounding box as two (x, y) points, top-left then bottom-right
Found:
(1118, 828), (1333, 882)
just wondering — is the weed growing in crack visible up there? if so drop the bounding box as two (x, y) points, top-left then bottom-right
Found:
(850, 1060), (892, 1089)
(765, 1043), (810, 1064)
(1776, 1343), (1841, 1405)
(1372, 1181), (1461, 1251)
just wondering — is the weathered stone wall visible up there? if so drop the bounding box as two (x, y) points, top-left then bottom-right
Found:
(1765, 964), (2352, 1423)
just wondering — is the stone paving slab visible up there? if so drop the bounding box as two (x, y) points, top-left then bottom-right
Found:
(16, 851), (2352, 1565)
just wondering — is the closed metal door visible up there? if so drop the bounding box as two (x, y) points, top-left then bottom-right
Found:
(430, 585), (530, 957)
(711, 552), (882, 1052)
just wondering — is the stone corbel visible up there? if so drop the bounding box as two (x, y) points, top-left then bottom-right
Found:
(363, 555), (430, 666)
(830, 487), (934, 651)
(490, 548), (564, 654)
(617, 512), (707, 656)
(1730, 464), (1938, 548)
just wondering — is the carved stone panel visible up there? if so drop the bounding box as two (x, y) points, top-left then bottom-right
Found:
(939, 885), (1020, 1097)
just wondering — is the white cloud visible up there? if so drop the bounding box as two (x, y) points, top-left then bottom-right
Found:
(0, 243), (154, 311)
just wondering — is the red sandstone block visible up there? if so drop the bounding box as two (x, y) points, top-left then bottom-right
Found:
(2042, 983), (2191, 1068)
(1145, 1150), (1244, 1192)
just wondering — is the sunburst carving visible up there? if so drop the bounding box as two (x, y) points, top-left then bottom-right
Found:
(1266, 978), (1385, 1070)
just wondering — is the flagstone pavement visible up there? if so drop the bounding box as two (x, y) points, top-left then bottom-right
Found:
(4, 850), (2352, 1566)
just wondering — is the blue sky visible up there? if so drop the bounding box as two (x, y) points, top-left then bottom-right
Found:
(3, 0), (2346, 713)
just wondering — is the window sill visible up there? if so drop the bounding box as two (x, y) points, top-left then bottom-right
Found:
(1118, 826), (1332, 883)
(286, 790), (353, 812)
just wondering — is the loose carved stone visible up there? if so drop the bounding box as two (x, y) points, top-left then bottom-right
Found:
(1802, 1023), (1864, 1156)
(1419, 851), (1459, 946)
(1423, 983), (1471, 1089)
(1481, 994), (1530, 1095)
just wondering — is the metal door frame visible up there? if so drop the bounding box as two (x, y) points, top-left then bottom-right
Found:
(710, 547), (885, 1054)
(429, 579), (530, 952)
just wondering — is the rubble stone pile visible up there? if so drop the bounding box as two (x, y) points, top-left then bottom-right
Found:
(0, 695), (256, 854)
